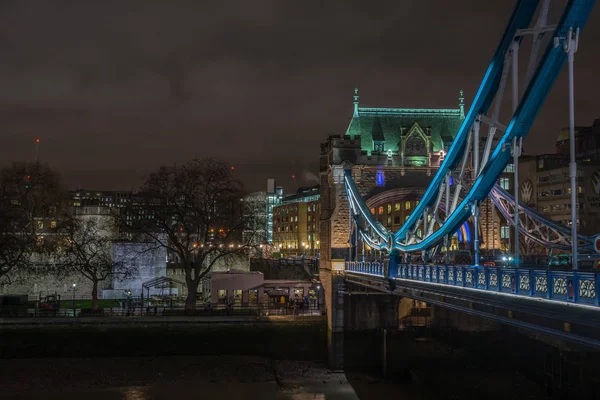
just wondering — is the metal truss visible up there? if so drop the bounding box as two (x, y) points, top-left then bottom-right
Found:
(489, 186), (596, 252)
(343, 0), (595, 259)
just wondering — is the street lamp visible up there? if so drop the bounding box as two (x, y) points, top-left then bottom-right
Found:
(72, 283), (76, 317)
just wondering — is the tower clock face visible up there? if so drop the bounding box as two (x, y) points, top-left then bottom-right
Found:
(406, 136), (426, 156)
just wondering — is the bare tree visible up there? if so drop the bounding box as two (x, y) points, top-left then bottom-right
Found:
(0, 162), (64, 283)
(56, 213), (134, 310)
(120, 158), (260, 312)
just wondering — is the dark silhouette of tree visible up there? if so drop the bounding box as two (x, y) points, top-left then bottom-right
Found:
(120, 158), (260, 311)
(0, 162), (64, 283)
(56, 212), (135, 311)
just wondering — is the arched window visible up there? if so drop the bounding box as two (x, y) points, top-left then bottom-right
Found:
(378, 206), (384, 214)
(405, 201), (411, 210)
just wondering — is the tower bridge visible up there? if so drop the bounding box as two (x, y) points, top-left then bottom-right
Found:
(318, 0), (598, 371)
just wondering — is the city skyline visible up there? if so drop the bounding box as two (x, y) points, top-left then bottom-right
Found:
(0, 1), (599, 192)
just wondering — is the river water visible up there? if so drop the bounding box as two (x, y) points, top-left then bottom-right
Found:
(0, 356), (418, 400)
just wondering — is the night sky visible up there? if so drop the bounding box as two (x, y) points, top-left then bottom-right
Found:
(0, 1), (598, 193)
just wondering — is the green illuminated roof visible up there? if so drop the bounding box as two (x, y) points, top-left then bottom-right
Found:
(346, 92), (465, 155)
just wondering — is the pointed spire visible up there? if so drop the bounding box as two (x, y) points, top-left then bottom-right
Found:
(459, 89), (465, 119)
(353, 88), (359, 118)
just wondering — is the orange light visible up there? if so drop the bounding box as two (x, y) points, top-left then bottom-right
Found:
(292, 174), (296, 179)
(231, 166), (235, 171)
(35, 138), (40, 143)
(26, 175), (31, 179)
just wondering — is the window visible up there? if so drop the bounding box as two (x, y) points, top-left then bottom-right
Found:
(578, 186), (584, 194)
(374, 142), (385, 153)
(37, 221), (43, 229)
(500, 226), (510, 239)
(499, 177), (510, 190)
(551, 189), (562, 196)
(218, 290), (227, 304)
(387, 216), (391, 227)
(417, 229), (422, 238)
(378, 206), (384, 214)
(308, 215), (311, 222)
(405, 201), (411, 210)
(233, 290), (242, 305)
(387, 204), (392, 214)
(370, 207), (375, 215)
(415, 200), (419, 206)
(50, 221), (57, 228)
(505, 164), (515, 173)
(538, 159), (544, 169)
(376, 170), (385, 186)
(394, 203), (401, 211)
(394, 216), (400, 224)
(248, 290), (258, 305)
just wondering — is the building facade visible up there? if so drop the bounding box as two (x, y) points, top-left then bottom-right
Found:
(273, 186), (320, 257)
(517, 119), (600, 239)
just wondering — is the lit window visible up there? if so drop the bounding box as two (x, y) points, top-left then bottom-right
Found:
(499, 177), (510, 190)
(505, 164), (515, 173)
(387, 204), (391, 214)
(370, 208), (375, 215)
(378, 206), (384, 214)
(387, 216), (391, 227)
(578, 186), (584, 194)
(394, 203), (400, 211)
(50, 221), (57, 228)
(376, 171), (384, 186)
(500, 226), (510, 239)
(405, 201), (411, 210)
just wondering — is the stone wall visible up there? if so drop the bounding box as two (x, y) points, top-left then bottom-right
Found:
(0, 267), (97, 300)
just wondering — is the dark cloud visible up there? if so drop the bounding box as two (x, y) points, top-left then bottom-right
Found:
(0, 0), (598, 191)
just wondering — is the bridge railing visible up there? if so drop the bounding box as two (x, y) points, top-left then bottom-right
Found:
(345, 262), (599, 307)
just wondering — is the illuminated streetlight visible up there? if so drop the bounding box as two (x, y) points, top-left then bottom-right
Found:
(72, 283), (77, 317)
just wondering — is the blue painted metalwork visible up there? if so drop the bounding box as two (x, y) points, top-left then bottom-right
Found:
(343, 0), (596, 253)
(345, 261), (600, 307)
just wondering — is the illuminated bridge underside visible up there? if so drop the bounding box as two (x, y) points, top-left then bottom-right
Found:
(489, 186), (597, 252)
(344, 265), (600, 349)
(344, 0), (596, 253)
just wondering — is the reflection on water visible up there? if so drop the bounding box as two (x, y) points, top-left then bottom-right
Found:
(0, 357), (376, 400)
(122, 387), (149, 400)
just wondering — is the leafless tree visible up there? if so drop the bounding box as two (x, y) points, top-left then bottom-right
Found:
(0, 162), (64, 283)
(56, 213), (135, 310)
(120, 158), (261, 311)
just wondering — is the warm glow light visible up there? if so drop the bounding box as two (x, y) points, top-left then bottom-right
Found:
(35, 138), (40, 143)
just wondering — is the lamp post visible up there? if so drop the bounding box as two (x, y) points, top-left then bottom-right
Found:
(301, 242), (306, 258)
(72, 283), (76, 317)
(316, 240), (320, 259)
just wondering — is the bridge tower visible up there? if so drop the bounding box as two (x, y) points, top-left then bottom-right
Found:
(319, 89), (500, 367)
